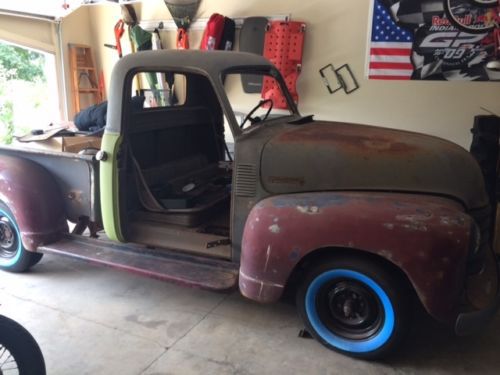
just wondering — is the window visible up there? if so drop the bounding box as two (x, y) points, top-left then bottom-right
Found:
(0, 41), (59, 144)
(130, 72), (187, 109)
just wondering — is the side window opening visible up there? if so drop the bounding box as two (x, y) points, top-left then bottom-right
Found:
(122, 70), (233, 254)
(222, 71), (293, 132)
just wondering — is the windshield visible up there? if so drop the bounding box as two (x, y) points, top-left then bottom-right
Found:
(222, 72), (295, 130)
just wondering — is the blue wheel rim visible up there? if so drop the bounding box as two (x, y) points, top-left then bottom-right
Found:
(0, 209), (22, 267)
(305, 269), (395, 353)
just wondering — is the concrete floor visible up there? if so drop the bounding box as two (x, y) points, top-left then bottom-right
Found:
(1, 255), (499, 375)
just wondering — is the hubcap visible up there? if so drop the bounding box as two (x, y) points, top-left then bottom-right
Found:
(0, 216), (18, 258)
(317, 279), (383, 340)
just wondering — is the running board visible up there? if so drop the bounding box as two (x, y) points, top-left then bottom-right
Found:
(38, 235), (239, 291)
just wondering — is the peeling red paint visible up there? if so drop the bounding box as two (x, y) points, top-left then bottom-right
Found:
(0, 155), (67, 251)
(239, 191), (473, 323)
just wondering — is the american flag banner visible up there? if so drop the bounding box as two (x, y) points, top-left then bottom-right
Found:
(367, 0), (500, 81)
(368, 0), (414, 80)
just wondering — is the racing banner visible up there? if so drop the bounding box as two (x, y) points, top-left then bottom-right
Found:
(367, 0), (500, 81)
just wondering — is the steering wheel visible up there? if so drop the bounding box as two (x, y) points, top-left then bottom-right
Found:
(240, 99), (274, 129)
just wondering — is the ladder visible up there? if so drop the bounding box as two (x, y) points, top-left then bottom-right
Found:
(68, 44), (101, 114)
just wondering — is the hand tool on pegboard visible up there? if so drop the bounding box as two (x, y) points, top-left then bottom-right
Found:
(262, 19), (306, 109)
(200, 13), (226, 50)
(104, 19), (125, 58)
(163, 0), (201, 49)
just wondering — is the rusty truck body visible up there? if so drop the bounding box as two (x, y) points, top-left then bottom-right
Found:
(0, 50), (498, 359)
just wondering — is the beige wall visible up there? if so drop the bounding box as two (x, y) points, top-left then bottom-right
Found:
(80, 0), (500, 148)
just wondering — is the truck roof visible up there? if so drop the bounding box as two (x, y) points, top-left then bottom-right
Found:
(106, 50), (276, 134)
(112, 50), (274, 76)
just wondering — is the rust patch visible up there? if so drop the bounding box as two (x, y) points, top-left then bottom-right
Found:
(402, 223), (428, 232)
(277, 121), (419, 154)
(396, 213), (432, 221)
(440, 216), (467, 227)
(268, 176), (305, 186)
(289, 248), (301, 261)
(67, 190), (83, 203)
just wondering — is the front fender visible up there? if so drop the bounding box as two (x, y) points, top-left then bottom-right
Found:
(0, 155), (67, 250)
(239, 192), (472, 323)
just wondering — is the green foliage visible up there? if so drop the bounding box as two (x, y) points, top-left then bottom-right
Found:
(0, 101), (14, 144)
(0, 65), (14, 144)
(0, 43), (47, 144)
(0, 43), (46, 82)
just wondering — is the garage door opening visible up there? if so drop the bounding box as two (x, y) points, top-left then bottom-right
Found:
(0, 41), (60, 145)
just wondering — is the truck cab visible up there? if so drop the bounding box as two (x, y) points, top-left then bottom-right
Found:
(0, 50), (498, 359)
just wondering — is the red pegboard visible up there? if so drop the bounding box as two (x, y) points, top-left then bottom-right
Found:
(262, 21), (305, 109)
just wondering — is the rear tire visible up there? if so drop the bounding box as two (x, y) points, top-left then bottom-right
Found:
(0, 202), (43, 272)
(296, 256), (411, 360)
(0, 315), (46, 375)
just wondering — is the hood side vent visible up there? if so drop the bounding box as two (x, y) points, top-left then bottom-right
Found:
(235, 164), (257, 197)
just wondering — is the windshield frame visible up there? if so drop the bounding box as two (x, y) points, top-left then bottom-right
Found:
(220, 66), (300, 131)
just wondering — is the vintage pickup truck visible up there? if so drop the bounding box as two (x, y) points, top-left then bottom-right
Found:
(0, 50), (498, 359)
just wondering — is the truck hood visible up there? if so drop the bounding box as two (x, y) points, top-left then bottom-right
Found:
(260, 121), (488, 209)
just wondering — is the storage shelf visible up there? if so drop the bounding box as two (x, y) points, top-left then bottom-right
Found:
(139, 14), (291, 32)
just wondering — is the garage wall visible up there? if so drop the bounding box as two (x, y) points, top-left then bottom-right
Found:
(86, 0), (500, 149)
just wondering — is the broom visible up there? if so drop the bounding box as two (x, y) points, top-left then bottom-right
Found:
(164, 0), (201, 49)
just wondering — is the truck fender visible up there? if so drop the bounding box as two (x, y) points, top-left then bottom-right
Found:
(0, 155), (67, 251)
(239, 192), (473, 323)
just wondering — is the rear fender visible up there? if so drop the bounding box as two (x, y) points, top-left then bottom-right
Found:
(239, 192), (472, 323)
(0, 155), (67, 250)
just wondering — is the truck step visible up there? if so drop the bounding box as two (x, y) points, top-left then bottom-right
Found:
(38, 235), (239, 291)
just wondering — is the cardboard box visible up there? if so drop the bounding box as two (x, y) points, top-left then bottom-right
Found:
(12, 136), (102, 154)
(62, 136), (102, 153)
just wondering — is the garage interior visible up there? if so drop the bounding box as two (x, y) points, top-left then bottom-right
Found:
(1, 0), (500, 374)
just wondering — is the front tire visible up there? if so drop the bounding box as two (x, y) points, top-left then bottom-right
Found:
(0, 202), (43, 272)
(296, 256), (411, 359)
(0, 315), (46, 375)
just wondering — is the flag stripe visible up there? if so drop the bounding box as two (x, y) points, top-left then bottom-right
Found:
(369, 75), (412, 80)
(370, 48), (411, 56)
(370, 55), (412, 63)
(371, 42), (413, 49)
(369, 68), (413, 76)
(369, 62), (414, 70)
(369, 1), (414, 80)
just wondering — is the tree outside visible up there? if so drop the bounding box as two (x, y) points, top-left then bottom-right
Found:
(0, 42), (54, 145)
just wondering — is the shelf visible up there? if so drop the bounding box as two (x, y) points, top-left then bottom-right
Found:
(139, 14), (291, 32)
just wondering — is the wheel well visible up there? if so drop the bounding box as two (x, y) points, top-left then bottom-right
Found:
(283, 247), (417, 302)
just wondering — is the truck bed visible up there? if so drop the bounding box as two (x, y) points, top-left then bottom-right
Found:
(0, 145), (100, 223)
